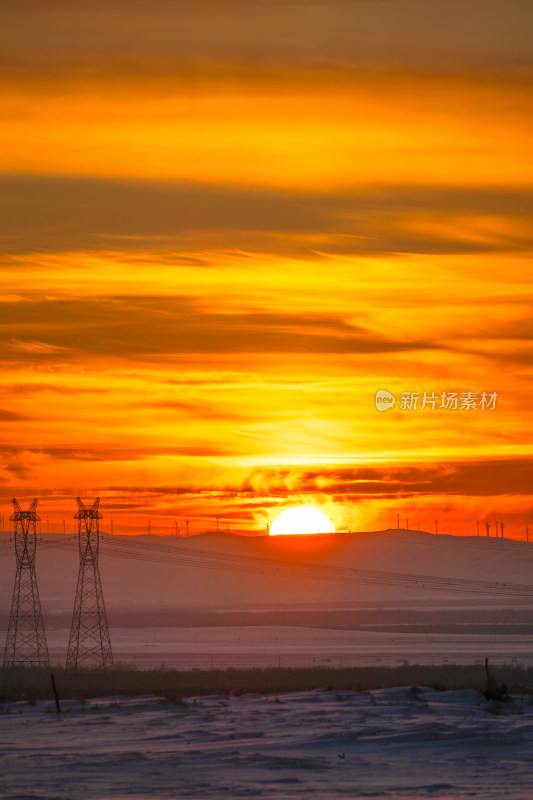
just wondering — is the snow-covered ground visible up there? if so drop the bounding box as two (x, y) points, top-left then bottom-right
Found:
(44, 625), (533, 670)
(2, 687), (533, 799)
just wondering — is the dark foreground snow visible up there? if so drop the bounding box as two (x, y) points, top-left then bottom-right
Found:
(1, 687), (533, 799)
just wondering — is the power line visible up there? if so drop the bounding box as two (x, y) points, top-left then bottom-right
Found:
(2, 529), (533, 599)
(96, 534), (533, 599)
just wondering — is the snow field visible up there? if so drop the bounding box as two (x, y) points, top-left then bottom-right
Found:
(2, 687), (533, 799)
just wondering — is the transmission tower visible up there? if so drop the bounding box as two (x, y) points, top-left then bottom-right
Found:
(66, 498), (113, 670)
(3, 499), (50, 668)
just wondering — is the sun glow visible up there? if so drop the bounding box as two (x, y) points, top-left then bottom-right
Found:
(269, 506), (334, 536)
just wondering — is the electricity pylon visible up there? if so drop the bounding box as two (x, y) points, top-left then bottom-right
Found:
(3, 499), (50, 668)
(66, 498), (113, 670)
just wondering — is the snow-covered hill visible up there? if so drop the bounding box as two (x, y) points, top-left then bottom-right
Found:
(2, 529), (533, 616)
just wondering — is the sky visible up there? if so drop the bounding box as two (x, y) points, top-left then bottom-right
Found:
(1, 0), (533, 537)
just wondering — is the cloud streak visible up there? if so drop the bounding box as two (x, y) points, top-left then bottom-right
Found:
(0, 295), (440, 358)
(4, 0), (533, 70)
(2, 177), (533, 256)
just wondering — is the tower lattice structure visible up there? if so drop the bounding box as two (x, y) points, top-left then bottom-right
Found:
(66, 498), (114, 670)
(3, 499), (50, 668)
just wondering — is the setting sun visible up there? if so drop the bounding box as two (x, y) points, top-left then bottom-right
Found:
(269, 506), (334, 536)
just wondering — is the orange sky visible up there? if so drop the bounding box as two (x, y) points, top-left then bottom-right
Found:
(1, 0), (533, 537)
